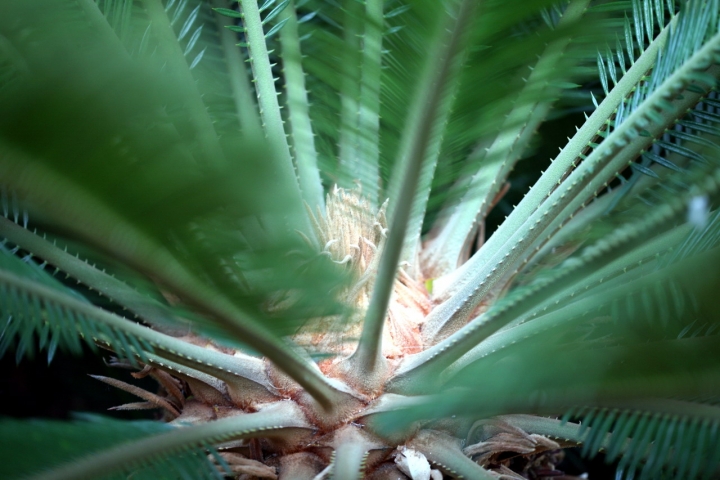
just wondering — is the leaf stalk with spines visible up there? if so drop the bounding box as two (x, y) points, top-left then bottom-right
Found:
(420, 0), (591, 280)
(353, 0), (384, 207)
(210, 0), (263, 136)
(346, 0), (479, 389)
(278, 0), (325, 210)
(422, 35), (720, 344)
(432, 14), (676, 301)
(237, 0), (312, 235)
(389, 143), (720, 394)
(26, 402), (310, 480)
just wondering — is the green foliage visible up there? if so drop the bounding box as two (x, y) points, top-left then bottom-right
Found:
(565, 401), (720, 480)
(0, 415), (218, 480)
(1, 0), (720, 479)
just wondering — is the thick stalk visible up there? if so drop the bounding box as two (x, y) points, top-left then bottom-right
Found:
(409, 430), (496, 479)
(353, 0), (384, 207)
(332, 426), (377, 480)
(238, 0), (311, 235)
(279, 1), (324, 210)
(423, 37), (720, 343)
(432, 19), (674, 301)
(338, 0), (363, 180)
(385, 0), (478, 277)
(210, 0), (262, 136)
(421, 0), (590, 279)
(346, 0), (478, 385)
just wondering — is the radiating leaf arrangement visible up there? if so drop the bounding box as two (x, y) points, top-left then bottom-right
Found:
(0, 0), (720, 478)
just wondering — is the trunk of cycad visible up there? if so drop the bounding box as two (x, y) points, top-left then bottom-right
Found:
(109, 181), (522, 480)
(118, 186), (444, 479)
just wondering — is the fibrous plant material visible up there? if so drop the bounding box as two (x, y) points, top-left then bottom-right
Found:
(2, 0), (720, 479)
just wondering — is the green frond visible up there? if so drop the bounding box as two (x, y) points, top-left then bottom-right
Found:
(4, 0), (720, 478)
(0, 216), (191, 335)
(564, 399), (720, 480)
(349, 0), (481, 383)
(1, 401), (309, 480)
(420, 0), (595, 279)
(278, 0), (325, 210)
(0, 0), (354, 403)
(0, 415), (183, 480)
(0, 240), (94, 363)
(0, 238), (284, 400)
(425, 0), (719, 341)
(390, 128), (720, 395)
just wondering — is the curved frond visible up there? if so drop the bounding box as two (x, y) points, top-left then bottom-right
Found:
(430, 0), (717, 328)
(0, 0), (352, 405)
(564, 399), (720, 480)
(2, 401), (309, 480)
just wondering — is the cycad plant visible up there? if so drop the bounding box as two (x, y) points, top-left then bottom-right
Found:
(1, 0), (720, 478)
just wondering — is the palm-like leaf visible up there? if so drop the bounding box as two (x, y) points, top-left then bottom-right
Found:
(1, 0), (720, 479)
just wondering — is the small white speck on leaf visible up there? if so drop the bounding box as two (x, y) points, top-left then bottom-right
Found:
(688, 195), (709, 228)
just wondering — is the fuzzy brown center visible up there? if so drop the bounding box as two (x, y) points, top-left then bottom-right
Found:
(292, 186), (431, 369)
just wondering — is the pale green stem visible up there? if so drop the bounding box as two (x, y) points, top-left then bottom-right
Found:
(239, 0), (312, 236)
(28, 402), (309, 480)
(347, 0), (478, 382)
(433, 18), (673, 301)
(489, 415), (590, 446)
(423, 34), (719, 343)
(519, 185), (619, 277)
(210, 0), (262, 136)
(353, 0), (384, 207)
(332, 427), (375, 480)
(239, 0), (293, 163)
(388, 157), (720, 394)
(279, 1), (324, 210)
(141, 0), (227, 168)
(338, 0), (363, 180)
(442, 228), (690, 382)
(421, 0), (590, 279)
(499, 220), (691, 331)
(385, 0), (476, 277)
